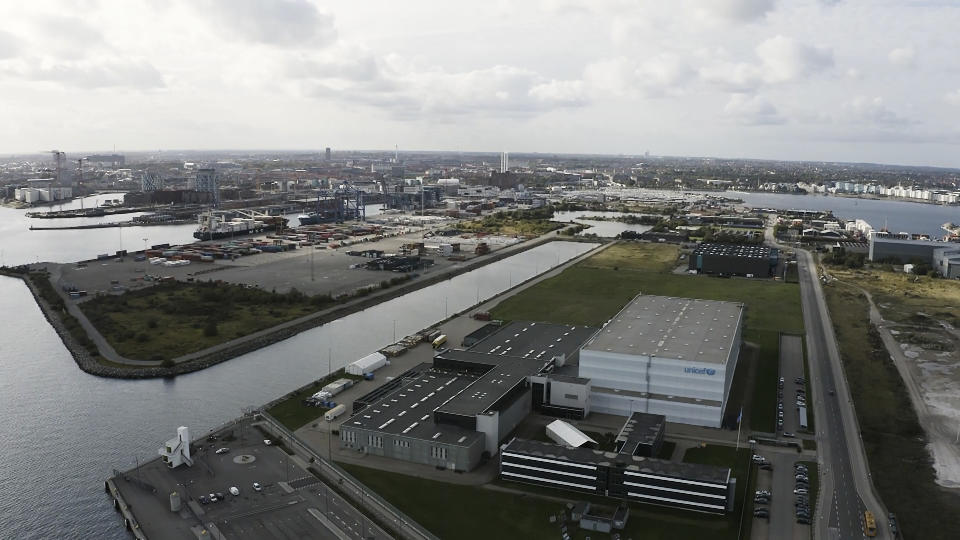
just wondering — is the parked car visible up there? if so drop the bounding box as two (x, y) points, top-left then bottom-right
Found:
(783, 432), (796, 438)
(264, 439), (273, 446)
(253, 482), (262, 492)
(215, 447), (230, 454)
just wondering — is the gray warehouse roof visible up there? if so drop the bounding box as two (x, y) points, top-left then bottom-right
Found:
(342, 369), (483, 447)
(692, 243), (776, 259)
(503, 438), (730, 484)
(468, 321), (598, 362)
(583, 295), (743, 365)
(615, 412), (665, 455)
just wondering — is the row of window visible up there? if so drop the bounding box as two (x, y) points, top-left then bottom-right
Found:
(341, 429), (449, 460)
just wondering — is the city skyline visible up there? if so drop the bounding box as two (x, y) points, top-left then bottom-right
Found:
(2, 1), (959, 166)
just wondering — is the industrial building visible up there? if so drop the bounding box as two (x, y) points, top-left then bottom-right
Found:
(579, 295), (743, 427)
(869, 234), (954, 264)
(339, 322), (597, 471)
(499, 438), (734, 514)
(614, 412), (665, 458)
(688, 243), (779, 277)
(934, 246), (960, 278)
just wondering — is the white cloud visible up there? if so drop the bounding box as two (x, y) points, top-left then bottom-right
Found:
(756, 35), (833, 83)
(21, 59), (165, 89)
(724, 93), (785, 125)
(943, 89), (960, 106)
(888, 46), (916, 68)
(0, 30), (19, 59)
(198, 0), (336, 48)
(843, 96), (912, 126)
(584, 55), (694, 98)
(695, 0), (778, 22)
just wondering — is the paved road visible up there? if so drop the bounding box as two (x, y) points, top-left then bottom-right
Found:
(796, 249), (890, 539)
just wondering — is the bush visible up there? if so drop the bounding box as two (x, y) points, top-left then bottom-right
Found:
(203, 320), (219, 337)
(161, 358), (174, 368)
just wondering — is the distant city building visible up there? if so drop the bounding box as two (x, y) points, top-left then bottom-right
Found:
(325, 147), (331, 160)
(868, 234), (952, 264)
(141, 172), (164, 192)
(14, 179), (72, 203)
(191, 168), (219, 206)
(500, 151), (509, 173)
(85, 154), (125, 167)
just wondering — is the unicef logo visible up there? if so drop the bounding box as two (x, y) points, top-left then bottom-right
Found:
(684, 367), (717, 376)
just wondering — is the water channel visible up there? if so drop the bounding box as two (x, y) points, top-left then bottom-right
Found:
(0, 240), (594, 539)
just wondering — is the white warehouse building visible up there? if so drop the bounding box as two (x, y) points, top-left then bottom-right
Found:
(578, 295), (744, 428)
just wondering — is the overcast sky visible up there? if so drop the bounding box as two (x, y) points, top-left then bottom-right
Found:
(2, 0), (959, 167)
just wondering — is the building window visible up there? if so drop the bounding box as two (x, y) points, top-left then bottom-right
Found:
(564, 393), (578, 400)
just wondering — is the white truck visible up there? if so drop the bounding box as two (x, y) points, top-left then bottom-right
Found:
(324, 404), (347, 421)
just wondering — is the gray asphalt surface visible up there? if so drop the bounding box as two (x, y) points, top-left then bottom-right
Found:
(797, 249), (890, 539)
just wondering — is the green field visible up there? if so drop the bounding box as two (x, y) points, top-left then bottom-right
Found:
(824, 283), (960, 540)
(490, 242), (803, 430)
(265, 370), (359, 430)
(341, 460), (749, 540)
(457, 207), (563, 237)
(81, 281), (326, 361)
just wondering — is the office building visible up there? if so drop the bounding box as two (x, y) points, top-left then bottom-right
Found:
(500, 438), (734, 514)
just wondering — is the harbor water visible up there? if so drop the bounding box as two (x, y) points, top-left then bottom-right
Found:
(0, 237), (594, 539)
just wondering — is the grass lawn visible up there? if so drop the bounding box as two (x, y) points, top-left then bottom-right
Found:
(458, 207), (563, 237)
(81, 281), (326, 361)
(342, 460), (749, 540)
(490, 242), (803, 431)
(828, 266), (960, 326)
(824, 282), (960, 540)
(264, 372), (353, 431)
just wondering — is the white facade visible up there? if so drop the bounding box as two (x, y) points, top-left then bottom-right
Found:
(346, 352), (387, 375)
(578, 296), (743, 428)
(545, 419), (596, 448)
(158, 426), (192, 468)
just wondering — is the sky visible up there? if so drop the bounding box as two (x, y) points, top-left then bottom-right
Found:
(2, 0), (960, 167)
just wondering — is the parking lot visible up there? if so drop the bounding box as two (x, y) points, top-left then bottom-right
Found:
(750, 450), (812, 540)
(777, 333), (809, 437)
(56, 223), (520, 301)
(110, 417), (389, 540)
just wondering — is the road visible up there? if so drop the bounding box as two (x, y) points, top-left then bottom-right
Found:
(796, 248), (891, 539)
